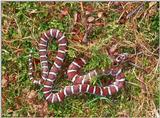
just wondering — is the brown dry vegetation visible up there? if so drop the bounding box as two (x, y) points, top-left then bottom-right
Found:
(2, 1), (159, 117)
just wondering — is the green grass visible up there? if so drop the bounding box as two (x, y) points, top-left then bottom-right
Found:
(2, 1), (159, 117)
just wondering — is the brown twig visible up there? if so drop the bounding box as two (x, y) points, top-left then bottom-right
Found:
(82, 23), (93, 44)
(80, 2), (84, 13)
(126, 2), (145, 19)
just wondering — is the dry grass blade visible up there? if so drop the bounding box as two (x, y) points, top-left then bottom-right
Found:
(2, 1), (158, 117)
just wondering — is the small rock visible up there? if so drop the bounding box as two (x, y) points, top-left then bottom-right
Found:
(2, 78), (8, 88)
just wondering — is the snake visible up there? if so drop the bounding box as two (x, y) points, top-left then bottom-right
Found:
(28, 29), (127, 103)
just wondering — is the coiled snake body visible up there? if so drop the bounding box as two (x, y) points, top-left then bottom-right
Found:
(28, 29), (127, 103)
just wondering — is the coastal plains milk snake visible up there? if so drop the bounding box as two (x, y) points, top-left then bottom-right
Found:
(28, 29), (128, 103)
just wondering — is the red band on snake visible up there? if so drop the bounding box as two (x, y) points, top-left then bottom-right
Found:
(28, 29), (126, 103)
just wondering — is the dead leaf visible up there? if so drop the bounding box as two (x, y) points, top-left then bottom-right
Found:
(2, 78), (8, 88)
(60, 8), (69, 17)
(95, 22), (105, 26)
(84, 4), (94, 13)
(87, 16), (95, 23)
(72, 33), (84, 42)
(2, 73), (9, 88)
(85, 11), (91, 15)
(112, 2), (122, 7)
(71, 25), (84, 42)
(71, 27), (81, 35)
(97, 12), (103, 18)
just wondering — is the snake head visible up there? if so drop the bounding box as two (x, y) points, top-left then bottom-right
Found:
(115, 53), (129, 64)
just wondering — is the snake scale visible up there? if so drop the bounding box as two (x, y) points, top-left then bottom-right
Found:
(28, 29), (127, 103)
